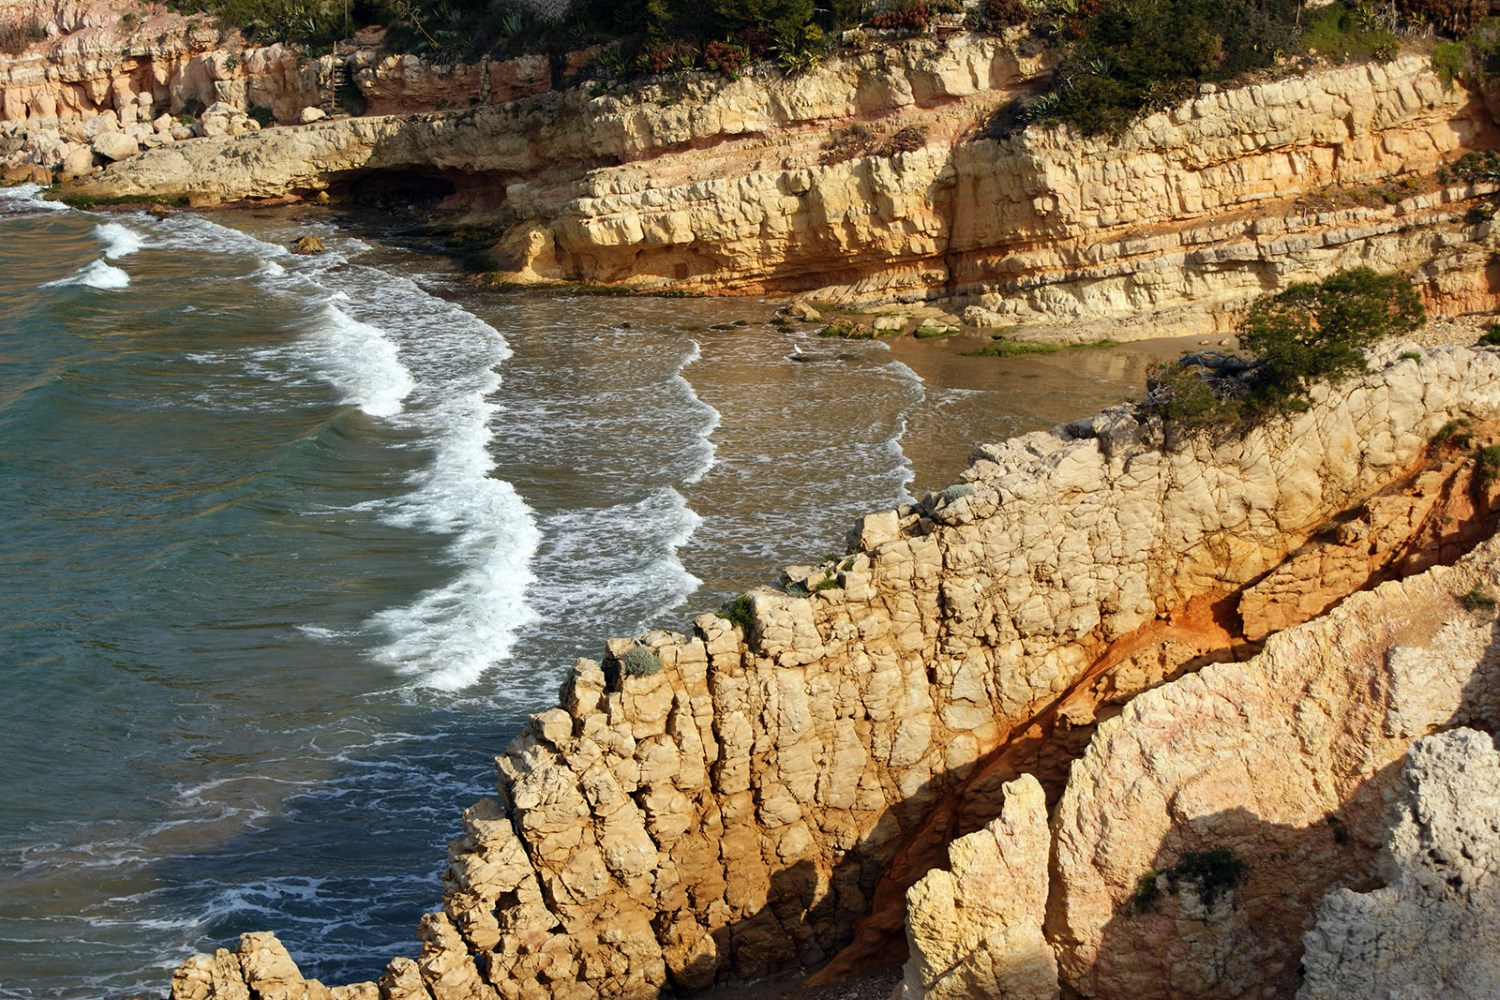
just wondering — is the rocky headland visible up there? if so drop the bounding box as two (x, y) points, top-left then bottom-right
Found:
(164, 340), (1500, 999)
(10, 6), (1500, 996)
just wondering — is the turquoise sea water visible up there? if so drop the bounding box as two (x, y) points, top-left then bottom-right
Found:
(0, 186), (1172, 998)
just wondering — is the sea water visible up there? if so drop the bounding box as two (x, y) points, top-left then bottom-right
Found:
(0, 187), (1173, 998)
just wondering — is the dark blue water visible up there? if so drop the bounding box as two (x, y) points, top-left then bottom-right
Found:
(0, 185), (1167, 998)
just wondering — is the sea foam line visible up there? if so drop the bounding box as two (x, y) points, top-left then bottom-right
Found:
(677, 338), (721, 486)
(145, 214), (541, 692)
(0, 183), (68, 213)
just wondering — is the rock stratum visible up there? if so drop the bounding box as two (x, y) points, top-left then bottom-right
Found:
(167, 342), (1500, 999)
(48, 31), (1500, 338)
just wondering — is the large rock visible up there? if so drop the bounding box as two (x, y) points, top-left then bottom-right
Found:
(1299, 728), (1500, 999)
(91, 130), (138, 161)
(898, 775), (1058, 1000)
(1048, 532), (1500, 998)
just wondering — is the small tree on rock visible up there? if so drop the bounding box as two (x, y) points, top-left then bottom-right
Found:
(1149, 267), (1426, 426)
(1237, 266), (1425, 410)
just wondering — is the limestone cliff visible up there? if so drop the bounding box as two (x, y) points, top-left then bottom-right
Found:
(57, 35), (1500, 336)
(1299, 728), (1500, 999)
(168, 345), (1500, 998)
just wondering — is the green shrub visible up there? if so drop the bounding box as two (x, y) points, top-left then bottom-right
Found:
(1171, 847), (1247, 906)
(1300, 2), (1399, 64)
(620, 644), (664, 677)
(1477, 444), (1500, 485)
(1434, 417), (1475, 449)
(1131, 869), (1162, 912)
(1235, 267), (1424, 412)
(813, 572), (840, 591)
(1399, 349), (1424, 362)
(1147, 360), (1244, 427)
(1025, 0), (1302, 135)
(1482, 323), (1500, 346)
(1459, 586), (1498, 612)
(718, 594), (756, 630)
(247, 104), (276, 127)
(785, 580), (810, 597)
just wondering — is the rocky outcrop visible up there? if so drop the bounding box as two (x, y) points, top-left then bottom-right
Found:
(897, 774), (1057, 1000)
(61, 33), (1500, 335)
(1299, 727), (1500, 999)
(1047, 528), (1500, 998)
(167, 345), (1500, 999)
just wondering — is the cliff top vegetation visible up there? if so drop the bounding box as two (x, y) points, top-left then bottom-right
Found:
(170, 0), (1488, 132)
(1147, 267), (1427, 429)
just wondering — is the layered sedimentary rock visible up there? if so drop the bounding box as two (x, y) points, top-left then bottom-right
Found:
(63, 35), (1500, 335)
(1299, 728), (1500, 999)
(170, 345), (1500, 998)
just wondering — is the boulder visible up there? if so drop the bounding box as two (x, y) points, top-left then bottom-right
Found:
(92, 131), (140, 162)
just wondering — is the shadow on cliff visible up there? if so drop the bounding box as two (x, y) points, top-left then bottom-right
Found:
(1059, 612), (1500, 999)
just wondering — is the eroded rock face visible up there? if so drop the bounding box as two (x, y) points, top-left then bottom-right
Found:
(1299, 728), (1500, 999)
(168, 347), (1500, 999)
(897, 774), (1057, 1000)
(64, 34), (1500, 332)
(1048, 531), (1500, 999)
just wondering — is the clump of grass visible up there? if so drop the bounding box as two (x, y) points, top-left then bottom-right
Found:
(813, 573), (840, 592)
(1131, 846), (1247, 913)
(1479, 322), (1500, 346)
(1459, 586), (1498, 612)
(785, 581), (810, 598)
(1399, 349), (1424, 362)
(717, 594), (755, 631)
(620, 644), (664, 677)
(1477, 444), (1500, 486)
(1434, 417), (1474, 450)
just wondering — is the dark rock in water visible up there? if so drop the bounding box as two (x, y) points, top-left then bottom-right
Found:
(292, 235), (325, 255)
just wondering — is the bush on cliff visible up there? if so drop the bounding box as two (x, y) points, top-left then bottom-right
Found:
(1017, 0), (1302, 135)
(1149, 267), (1426, 426)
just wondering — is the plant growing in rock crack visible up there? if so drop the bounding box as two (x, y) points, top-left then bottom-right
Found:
(1477, 444), (1500, 486)
(1131, 847), (1247, 912)
(717, 594), (755, 631)
(620, 644), (663, 677)
(941, 482), (975, 503)
(1459, 586), (1498, 613)
(1434, 417), (1475, 450)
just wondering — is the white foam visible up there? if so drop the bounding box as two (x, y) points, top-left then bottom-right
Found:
(368, 389), (541, 692)
(295, 304), (414, 418)
(95, 222), (145, 258)
(42, 259), (130, 289)
(0, 183), (68, 213)
(676, 339), (721, 486)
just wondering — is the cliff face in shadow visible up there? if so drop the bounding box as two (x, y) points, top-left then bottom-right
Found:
(169, 346), (1500, 999)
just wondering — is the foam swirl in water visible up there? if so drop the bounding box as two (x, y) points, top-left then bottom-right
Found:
(95, 222), (145, 258)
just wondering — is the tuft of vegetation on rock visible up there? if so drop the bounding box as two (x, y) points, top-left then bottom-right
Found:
(1148, 267), (1425, 428)
(1132, 847), (1248, 912)
(717, 594), (755, 631)
(620, 644), (664, 677)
